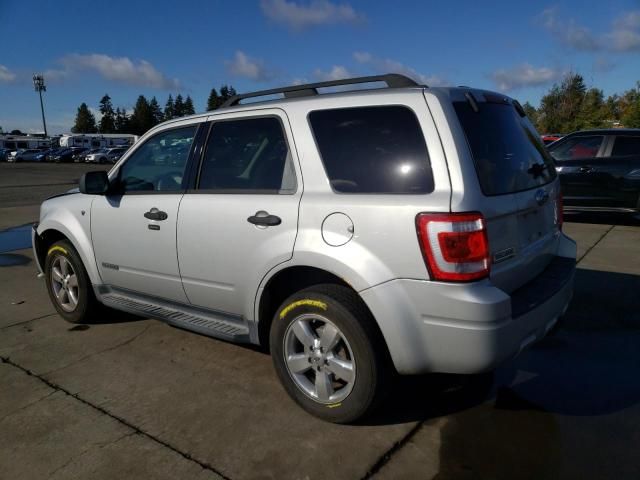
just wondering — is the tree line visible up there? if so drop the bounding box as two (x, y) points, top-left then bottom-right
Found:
(523, 73), (640, 133)
(71, 85), (237, 136)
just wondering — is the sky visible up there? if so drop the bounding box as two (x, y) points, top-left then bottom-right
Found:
(1, 0), (639, 134)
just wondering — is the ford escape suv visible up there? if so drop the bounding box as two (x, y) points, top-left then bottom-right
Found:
(33, 74), (576, 423)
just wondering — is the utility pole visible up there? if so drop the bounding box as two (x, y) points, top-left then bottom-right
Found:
(33, 74), (48, 137)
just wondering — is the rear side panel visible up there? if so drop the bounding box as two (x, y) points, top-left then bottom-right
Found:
(278, 89), (452, 290)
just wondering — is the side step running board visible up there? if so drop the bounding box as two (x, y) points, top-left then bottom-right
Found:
(98, 287), (252, 343)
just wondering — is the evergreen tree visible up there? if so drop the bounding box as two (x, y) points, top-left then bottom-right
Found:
(538, 72), (587, 133)
(129, 95), (154, 135)
(71, 103), (97, 133)
(174, 94), (185, 117)
(98, 94), (116, 133)
(219, 85), (237, 103)
(207, 88), (221, 111)
(149, 96), (164, 126)
(114, 108), (129, 133)
(578, 88), (607, 129)
(184, 95), (195, 115)
(164, 94), (175, 120)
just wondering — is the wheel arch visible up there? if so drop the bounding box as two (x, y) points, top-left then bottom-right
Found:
(255, 265), (391, 367)
(35, 220), (101, 284)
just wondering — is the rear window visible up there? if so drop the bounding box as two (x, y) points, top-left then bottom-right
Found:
(309, 106), (434, 194)
(454, 101), (556, 196)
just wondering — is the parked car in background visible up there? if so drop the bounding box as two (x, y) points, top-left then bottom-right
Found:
(7, 148), (44, 162)
(74, 148), (101, 163)
(0, 147), (11, 161)
(542, 134), (563, 145)
(548, 129), (640, 210)
(45, 148), (66, 162)
(53, 147), (88, 163)
(35, 148), (55, 162)
(85, 147), (128, 164)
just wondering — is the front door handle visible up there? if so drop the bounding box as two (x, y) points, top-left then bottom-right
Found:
(579, 166), (593, 173)
(247, 211), (281, 226)
(144, 208), (168, 221)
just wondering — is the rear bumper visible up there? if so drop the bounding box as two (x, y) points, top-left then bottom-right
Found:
(361, 234), (576, 375)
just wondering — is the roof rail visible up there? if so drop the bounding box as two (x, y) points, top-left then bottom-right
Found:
(221, 73), (422, 108)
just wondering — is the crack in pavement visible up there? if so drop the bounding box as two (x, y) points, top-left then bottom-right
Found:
(1, 313), (57, 330)
(577, 225), (615, 264)
(1, 356), (232, 480)
(41, 324), (153, 376)
(47, 431), (139, 479)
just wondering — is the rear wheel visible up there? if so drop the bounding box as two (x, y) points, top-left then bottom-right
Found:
(44, 240), (101, 323)
(270, 284), (390, 423)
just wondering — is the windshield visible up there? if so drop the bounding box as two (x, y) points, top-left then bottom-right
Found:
(454, 101), (556, 196)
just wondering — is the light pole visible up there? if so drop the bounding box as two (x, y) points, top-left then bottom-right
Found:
(33, 74), (48, 137)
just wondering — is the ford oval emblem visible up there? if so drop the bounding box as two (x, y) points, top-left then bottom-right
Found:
(535, 189), (549, 205)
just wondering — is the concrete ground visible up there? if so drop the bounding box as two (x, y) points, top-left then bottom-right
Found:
(1, 163), (639, 479)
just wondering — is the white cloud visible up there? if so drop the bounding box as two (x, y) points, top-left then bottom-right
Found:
(539, 8), (640, 52)
(53, 54), (180, 89)
(489, 63), (564, 91)
(353, 51), (446, 86)
(225, 51), (273, 81)
(260, 0), (363, 30)
(0, 65), (16, 83)
(312, 65), (353, 81)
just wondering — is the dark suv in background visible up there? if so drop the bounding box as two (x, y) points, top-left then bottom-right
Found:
(548, 129), (640, 211)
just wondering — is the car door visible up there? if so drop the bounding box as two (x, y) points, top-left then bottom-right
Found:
(608, 135), (640, 207)
(91, 123), (200, 303)
(177, 110), (301, 318)
(549, 134), (607, 204)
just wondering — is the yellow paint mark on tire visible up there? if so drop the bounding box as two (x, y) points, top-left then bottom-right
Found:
(279, 299), (327, 319)
(327, 403), (341, 408)
(47, 245), (68, 256)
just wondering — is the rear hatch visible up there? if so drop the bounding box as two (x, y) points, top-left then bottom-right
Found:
(452, 92), (561, 293)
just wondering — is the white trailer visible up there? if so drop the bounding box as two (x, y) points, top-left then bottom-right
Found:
(58, 134), (138, 148)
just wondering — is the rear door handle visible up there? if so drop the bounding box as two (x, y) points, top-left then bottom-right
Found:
(247, 211), (281, 226)
(144, 208), (168, 221)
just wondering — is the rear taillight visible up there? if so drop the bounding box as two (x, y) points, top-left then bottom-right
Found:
(556, 191), (563, 231)
(416, 212), (490, 282)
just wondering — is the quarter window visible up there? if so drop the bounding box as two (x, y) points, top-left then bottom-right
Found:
(198, 117), (296, 193)
(117, 125), (197, 192)
(611, 136), (640, 157)
(309, 106), (434, 194)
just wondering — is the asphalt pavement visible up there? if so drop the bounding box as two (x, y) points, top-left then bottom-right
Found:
(1, 162), (639, 479)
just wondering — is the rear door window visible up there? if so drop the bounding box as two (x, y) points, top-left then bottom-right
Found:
(454, 101), (556, 196)
(549, 136), (604, 161)
(309, 106), (434, 194)
(611, 136), (640, 157)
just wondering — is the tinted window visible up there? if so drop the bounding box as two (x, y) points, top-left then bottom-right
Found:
(454, 101), (556, 195)
(611, 136), (640, 157)
(198, 117), (295, 193)
(118, 125), (196, 192)
(309, 106), (433, 194)
(549, 135), (604, 161)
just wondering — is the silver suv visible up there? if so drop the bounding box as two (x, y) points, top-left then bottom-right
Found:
(33, 74), (576, 423)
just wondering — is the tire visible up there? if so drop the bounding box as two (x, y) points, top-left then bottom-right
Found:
(44, 240), (101, 323)
(270, 284), (390, 423)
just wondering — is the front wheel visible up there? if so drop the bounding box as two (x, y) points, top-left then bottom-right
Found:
(270, 284), (390, 423)
(44, 240), (101, 323)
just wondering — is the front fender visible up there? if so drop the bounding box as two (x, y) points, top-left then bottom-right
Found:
(37, 196), (100, 284)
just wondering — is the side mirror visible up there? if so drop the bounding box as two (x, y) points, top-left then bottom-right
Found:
(79, 171), (110, 195)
